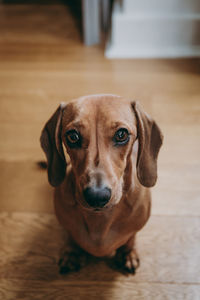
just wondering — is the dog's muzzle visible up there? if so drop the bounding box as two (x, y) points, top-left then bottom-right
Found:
(83, 186), (111, 208)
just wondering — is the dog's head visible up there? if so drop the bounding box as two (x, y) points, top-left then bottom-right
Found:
(40, 95), (163, 211)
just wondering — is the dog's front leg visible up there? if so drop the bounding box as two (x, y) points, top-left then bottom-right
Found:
(112, 235), (140, 274)
(58, 239), (90, 274)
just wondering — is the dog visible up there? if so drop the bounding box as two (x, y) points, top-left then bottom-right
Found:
(40, 94), (163, 274)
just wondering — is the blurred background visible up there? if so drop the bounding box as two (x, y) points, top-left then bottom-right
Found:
(0, 0), (200, 299)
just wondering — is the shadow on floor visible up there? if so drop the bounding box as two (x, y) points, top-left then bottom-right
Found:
(3, 212), (121, 299)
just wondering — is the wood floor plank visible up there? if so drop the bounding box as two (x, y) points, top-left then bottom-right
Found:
(0, 212), (199, 285)
(0, 161), (53, 213)
(0, 279), (200, 300)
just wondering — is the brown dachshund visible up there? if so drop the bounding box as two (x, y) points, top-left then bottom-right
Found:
(40, 94), (163, 274)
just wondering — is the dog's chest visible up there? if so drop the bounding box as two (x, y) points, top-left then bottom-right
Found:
(55, 202), (134, 256)
(74, 215), (132, 256)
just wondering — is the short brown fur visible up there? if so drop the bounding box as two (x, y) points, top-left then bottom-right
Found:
(40, 94), (163, 274)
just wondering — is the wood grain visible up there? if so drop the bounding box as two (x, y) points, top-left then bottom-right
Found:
(0, 161), (53, 213)
(1, 279), (200, 300)
(0, 212), (200, 300)
(0, 3), (200, 299)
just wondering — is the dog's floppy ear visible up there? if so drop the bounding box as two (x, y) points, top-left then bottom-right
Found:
(132, 102), (163, 187)
(40, 104), (66, 187)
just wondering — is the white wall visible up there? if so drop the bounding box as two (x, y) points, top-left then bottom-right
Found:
(105, 0), (200, 58)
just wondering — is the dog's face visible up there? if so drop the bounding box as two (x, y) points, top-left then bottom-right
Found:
(40, 95), (163, 211)
(61, 95), (137, 210)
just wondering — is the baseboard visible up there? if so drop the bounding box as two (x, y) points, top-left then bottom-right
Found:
(105, 44), (200, 58)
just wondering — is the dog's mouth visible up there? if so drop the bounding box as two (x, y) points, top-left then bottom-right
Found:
(94, 208), (102, 212)
(78, 199), (113, 213)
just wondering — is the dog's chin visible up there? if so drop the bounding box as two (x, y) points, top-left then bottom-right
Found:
(78, 201), (114, 213)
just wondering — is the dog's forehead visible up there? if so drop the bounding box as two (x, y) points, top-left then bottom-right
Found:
(63, 95), (136, 127)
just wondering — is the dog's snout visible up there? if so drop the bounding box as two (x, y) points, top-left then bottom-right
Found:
(83, 187), (111, 208)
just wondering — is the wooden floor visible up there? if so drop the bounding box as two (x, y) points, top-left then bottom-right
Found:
(0, 3), (200, 300)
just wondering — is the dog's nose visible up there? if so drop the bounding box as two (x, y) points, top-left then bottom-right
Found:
(83, 187), (111, 208)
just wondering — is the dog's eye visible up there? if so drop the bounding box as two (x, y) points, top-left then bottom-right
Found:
(65, 130), (81, 148)
(113, 128), (130, 145)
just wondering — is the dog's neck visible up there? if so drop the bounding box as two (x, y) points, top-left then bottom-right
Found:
(76, 183), (142, 241)
(79, 205), (117, 241)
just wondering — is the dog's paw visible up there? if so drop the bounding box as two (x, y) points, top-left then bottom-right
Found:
(112, 248), (140, 275)
(58, 249), (89, 275)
